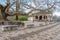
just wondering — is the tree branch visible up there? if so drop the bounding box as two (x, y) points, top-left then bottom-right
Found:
(5, 1), (16, 13)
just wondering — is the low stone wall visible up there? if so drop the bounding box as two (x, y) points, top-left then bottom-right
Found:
(0, 21), (21, 25)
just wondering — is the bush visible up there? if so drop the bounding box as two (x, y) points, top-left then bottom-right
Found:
(11, 16), (28, 21)
(19, 16), (28, 21)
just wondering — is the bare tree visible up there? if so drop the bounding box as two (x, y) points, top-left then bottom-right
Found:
(20, 0), (60, 14)
(16, 0), (20, 20)
(6, 0), (10, 12)
(0, 0), (16, 21)
(0, 0), (60, 21)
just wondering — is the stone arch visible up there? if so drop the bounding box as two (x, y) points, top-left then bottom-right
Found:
(39, 16), (42, 20)
(35, 16), (38, 19)
(44, 16), (47, 19)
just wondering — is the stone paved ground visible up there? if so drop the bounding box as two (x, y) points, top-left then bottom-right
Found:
(52, 34), (60, 40)
(0, 22), (60, 40)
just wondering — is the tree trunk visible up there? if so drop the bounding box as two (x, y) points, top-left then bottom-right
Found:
(16, 0), (20, 20)
(16, 14), (18, 20)
(1, 12), (8, 21)
(6, 0), (10, 12)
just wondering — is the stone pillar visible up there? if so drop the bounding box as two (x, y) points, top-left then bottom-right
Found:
(42, 15), (44, 21)
(38, 16), (39, 21)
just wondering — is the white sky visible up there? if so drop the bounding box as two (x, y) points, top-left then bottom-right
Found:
(53, 12), (60, 16)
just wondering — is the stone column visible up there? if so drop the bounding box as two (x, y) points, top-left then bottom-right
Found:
(38, 16), (39, 21)
(42, 15), (44, 21)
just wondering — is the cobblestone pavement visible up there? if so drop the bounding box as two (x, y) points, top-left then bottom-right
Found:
(0, 22), (60, 40)
(52, 34), (60, 40)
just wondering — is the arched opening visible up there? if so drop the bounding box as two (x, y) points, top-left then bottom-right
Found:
(44, 16), (47, 19)
(46, 16), (47, 19)
(35, 16), (38, 19)
(39, 16), (42, 20)
(44, 16), (45, 19)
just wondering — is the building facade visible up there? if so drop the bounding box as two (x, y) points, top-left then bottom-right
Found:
(28, 10), (52, 22)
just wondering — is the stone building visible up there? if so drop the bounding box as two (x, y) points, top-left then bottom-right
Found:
(28, 10), (52, 22)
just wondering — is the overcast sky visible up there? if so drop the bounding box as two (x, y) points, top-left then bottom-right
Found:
(0, 0), (60, 16)
(0, 0), (6, 5)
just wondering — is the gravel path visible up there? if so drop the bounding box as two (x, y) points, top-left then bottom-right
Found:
(0, 22), (60, 40)
(52, 34), (60, 40)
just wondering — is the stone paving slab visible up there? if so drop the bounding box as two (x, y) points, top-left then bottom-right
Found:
(52, 33), (60, 40)
(0, 22), (59, 40)
(2, 22), (57, 37)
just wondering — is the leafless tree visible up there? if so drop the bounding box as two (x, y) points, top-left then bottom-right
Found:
(20, 0), (60, 14)
(0, 0), (16, 21)
(0, 0), (60, 21)
(16, 0), (20, 20)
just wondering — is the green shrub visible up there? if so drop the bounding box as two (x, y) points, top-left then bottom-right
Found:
(11, 16), (28, 21)
(19, 16), (28, 21)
